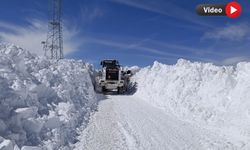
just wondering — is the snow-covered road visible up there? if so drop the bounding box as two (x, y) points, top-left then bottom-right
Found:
(74, 95), (235, 150)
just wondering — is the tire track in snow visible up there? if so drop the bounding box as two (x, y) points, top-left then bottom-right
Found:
(117, 121), (140, 150)
(74, 100), (128, 150)
(74, 95), (241, 150)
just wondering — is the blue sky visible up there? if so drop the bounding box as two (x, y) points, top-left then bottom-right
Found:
(0, 0), (250, 67)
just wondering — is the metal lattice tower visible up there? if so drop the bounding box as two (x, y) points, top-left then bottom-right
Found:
(43, 0), (63, 60)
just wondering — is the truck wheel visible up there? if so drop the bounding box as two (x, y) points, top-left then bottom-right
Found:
(102, 86), (107, 93)
(117, 87), (121, 94)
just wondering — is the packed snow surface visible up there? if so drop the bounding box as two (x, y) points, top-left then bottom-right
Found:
(74, 95), (245, 150)
(0, 44), (97, 149)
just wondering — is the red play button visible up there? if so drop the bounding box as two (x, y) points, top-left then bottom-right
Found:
(225, 2), (242, 18)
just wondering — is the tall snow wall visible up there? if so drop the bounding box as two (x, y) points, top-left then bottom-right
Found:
(0, 43), (97, 149)
(134, 59), (250, 131)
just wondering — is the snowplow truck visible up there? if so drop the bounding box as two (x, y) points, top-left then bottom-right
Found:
(95, 60), (130, 94)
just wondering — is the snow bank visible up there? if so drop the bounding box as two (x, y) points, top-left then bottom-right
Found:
(123, 66), (140, 75)
(134, 59), (250, 141)
(0, 43), (97, 149)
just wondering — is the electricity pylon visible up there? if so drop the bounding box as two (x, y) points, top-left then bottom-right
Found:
(43, 0), (63, 60)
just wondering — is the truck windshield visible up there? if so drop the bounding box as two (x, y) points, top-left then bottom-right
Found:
(102, 60), (119, 68)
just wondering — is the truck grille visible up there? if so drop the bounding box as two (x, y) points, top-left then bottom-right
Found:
(106, 68), (119, 80)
